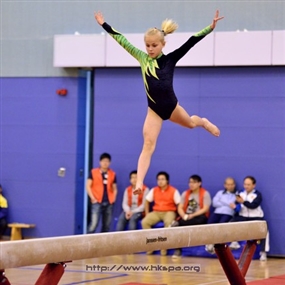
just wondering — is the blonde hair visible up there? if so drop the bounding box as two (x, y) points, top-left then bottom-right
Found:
(145, 19), (178, 43)
(161, 19), (178, 35)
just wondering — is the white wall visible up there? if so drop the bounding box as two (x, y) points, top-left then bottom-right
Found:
(2, 1), (285, 76)
(54, 30), (285, 67)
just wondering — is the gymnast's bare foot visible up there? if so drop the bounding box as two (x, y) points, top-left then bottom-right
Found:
(202, 118), (220, 137)
(133, 188), (142, 195)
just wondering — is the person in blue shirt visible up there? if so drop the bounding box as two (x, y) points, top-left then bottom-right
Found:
(209, 177), (236, 222)
(205, 177), (236, 254)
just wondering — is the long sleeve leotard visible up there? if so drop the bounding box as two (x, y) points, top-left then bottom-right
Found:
(102, 22), (212, 120)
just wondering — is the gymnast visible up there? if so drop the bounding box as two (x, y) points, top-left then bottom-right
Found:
(94, 10), (224, 194)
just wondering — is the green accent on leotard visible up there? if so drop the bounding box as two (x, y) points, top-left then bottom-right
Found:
(104, 24), (157, 103)
(194, 25), (213, 37)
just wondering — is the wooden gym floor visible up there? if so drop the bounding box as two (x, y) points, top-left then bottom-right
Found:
(4, 254), (285, 285)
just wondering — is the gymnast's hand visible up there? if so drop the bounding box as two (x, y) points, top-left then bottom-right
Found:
(94, 11), (104, 26)
(210, 10), (224, 30)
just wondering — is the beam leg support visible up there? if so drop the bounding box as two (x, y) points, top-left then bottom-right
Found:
(0, 270), (11, 285)
(238, 240), (257, 277)
(215, 243), (246, 285)
(34, 262), (67, 285)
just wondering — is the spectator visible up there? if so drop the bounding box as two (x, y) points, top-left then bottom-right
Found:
(86, 153), (117, 233)
(116, 170), (149, 231)
(205, 177), (237, 254)
(229, 176), (269, 261)
(0, 185), (8, 239)
(171, 175), (211, 258)
(142, 171), (180, 256)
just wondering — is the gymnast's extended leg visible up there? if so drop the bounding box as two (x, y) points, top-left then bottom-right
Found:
(134, 108), (162, 194)
(170, 104), (220, 136)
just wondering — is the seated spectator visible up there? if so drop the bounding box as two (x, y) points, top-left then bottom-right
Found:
(116, 170), (149, 231)
(0, 185), (8, 239)
(171, 175), (211, 258)
(205, 177), (237, 254)
(142, 171), (180, 256)
(229, 176), (269, 261)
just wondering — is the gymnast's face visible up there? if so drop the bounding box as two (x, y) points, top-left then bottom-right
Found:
(144, 35), (165, 58)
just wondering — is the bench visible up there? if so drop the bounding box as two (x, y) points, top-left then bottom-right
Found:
(8, 223), (35, 240)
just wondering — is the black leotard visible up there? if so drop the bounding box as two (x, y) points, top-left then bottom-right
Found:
(102, 22), (212, 120)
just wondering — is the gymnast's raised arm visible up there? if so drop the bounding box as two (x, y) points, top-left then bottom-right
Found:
(94, 11), (146, 62)
(168, 10), (224, 63)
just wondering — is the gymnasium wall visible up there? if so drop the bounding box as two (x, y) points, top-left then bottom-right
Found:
(93, 67), (285, 256)
(0, 76), (86, 237)
(1, 1), (285, 76)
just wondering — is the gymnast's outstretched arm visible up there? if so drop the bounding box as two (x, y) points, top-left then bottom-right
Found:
(168, 10), (224, 63)
(94, 11), (146, 62)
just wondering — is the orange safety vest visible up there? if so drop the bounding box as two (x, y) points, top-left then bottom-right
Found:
(127, 185), (147, 208)
(183, 187), (210, 217)
(91, 168), (116, 204)
(153, 185), (177, 212)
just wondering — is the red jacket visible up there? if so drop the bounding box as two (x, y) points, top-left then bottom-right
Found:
(153, 185), (177, 212)
(183, 188), (210, 217)
(91, 168), (116, 203)
(127, 185), (147, 207)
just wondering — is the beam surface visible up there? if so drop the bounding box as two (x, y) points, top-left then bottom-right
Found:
(0, 221), (267, 269)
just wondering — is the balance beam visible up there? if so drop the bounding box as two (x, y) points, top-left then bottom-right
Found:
(0, 221), (267, 285)
(0, 221), (266, 268)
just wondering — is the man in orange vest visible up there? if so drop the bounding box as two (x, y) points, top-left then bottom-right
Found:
(172, 174), (211, 258)
(116, 170), (149, 231)
(86, 153), (117, 233)
(142, 171), (181, 256)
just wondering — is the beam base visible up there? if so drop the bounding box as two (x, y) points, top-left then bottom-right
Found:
(215, 240), (257, 285)
(0, 270), (11, 285)
(34, 262), (67, 285)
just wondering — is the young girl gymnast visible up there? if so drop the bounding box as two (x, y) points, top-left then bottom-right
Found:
(94, 10), (224, 194)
